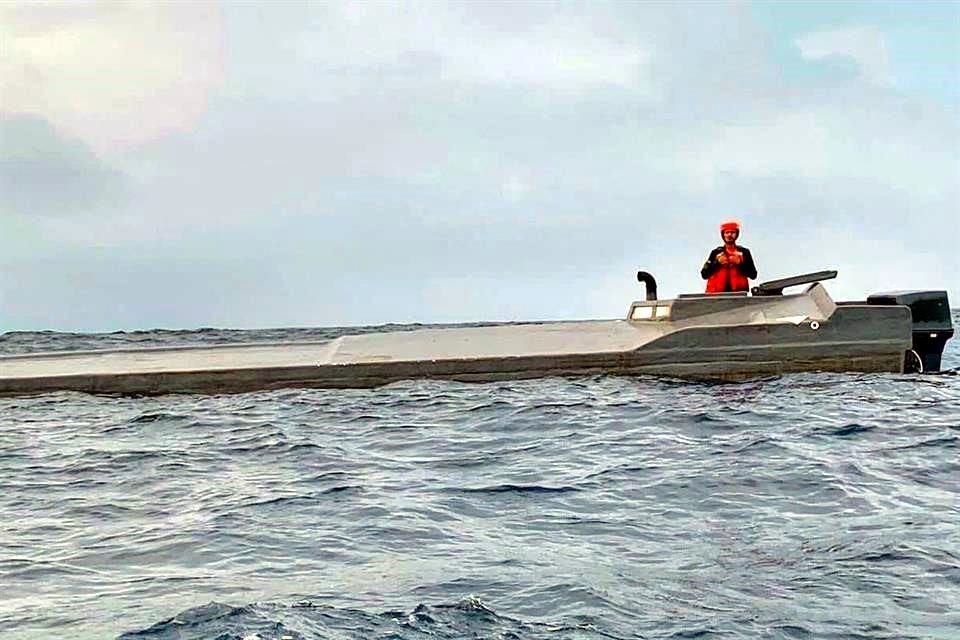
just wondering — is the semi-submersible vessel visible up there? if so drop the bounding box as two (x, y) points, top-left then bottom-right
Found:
(0, 270), (953, 396)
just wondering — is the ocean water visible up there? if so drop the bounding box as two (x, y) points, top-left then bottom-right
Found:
(1, 315), (958, 640)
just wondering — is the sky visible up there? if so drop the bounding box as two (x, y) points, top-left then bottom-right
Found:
(1, 0), (958, 332)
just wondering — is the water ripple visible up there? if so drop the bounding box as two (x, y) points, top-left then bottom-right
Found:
(0, 317), (958, 639)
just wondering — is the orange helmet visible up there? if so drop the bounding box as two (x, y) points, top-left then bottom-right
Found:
(720, 220), (740, 233)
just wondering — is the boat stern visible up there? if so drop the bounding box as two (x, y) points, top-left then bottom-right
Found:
(867, 291), (954, 372)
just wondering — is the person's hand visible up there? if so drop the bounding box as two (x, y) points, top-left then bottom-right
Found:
(716, 254), (729, 265)
(729, 253), (742, 266)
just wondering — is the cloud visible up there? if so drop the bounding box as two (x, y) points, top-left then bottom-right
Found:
(795, 26), (893, 86)
(0, 1), (224, 154)
(0, 1), (957, 330)
(0, 114), (128, 217)
(285, 2), (654, 93)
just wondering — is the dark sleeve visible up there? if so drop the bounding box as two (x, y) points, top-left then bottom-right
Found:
(740, 247), (758, 280)
(700, 248), (722, 279)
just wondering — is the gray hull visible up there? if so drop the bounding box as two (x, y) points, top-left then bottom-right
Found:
(0, 283), (915, 396)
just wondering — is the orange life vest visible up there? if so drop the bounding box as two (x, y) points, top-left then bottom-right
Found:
(705, 245), (750, 293)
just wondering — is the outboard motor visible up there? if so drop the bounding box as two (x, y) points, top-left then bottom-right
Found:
(867, 291), (954, 372)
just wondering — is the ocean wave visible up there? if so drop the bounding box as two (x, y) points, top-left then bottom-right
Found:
(0, 322), (958, 639)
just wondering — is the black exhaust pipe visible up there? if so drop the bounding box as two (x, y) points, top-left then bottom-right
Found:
(636, 271), (658, 301)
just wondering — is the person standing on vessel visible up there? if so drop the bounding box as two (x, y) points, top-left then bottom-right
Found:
(700, 220), (757, 293)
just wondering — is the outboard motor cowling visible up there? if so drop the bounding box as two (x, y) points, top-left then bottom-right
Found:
(867, 291), (954, 372)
